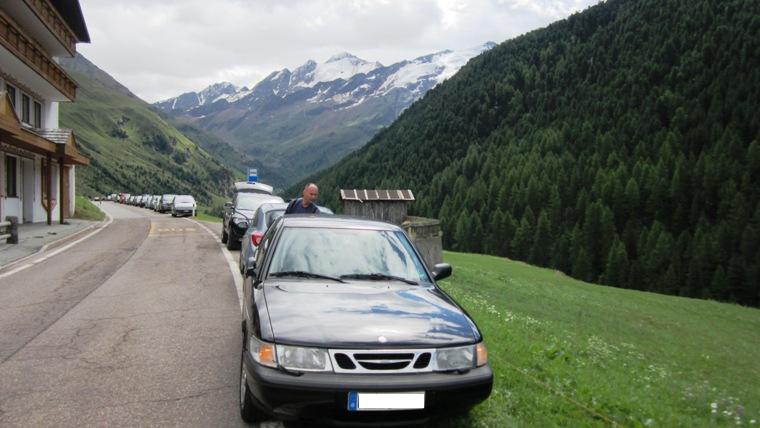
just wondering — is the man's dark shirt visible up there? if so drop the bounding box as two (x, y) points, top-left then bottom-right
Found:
(285, 198), (319, 214)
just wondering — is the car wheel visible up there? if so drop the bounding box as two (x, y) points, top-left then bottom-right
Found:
(221, 227), (228, 244)
(226, 234), (238, 250)
(239, 349), (263, 423)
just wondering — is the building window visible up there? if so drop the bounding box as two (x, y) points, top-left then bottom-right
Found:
(5, 156), (18, 198)
(21, 94), (30, 124)
(34, 101), (42, 128)
(6, 84), (16, 108)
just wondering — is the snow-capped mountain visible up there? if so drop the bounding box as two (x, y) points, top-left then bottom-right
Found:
(155, 81), (240, 112)
(157, 43), (494, 115)
(154, 42), (496, 187)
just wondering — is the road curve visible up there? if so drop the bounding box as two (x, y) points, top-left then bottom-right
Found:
(0, 203), (248, 427)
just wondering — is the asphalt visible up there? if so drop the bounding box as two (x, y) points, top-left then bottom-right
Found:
(0, 216), (101, 270)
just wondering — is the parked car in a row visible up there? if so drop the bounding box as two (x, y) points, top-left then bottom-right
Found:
(222, 182), (284, 251)
(238, 202), (333, 274)
(238, 215), (493, 425)
(114, 192), (196, 217)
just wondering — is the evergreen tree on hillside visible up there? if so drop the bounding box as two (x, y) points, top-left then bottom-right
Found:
(292, 0), (760, 307)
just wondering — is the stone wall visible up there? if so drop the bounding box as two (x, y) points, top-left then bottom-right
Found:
(401, 216), (442, 269)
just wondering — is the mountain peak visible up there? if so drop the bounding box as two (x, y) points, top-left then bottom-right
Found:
(205, 81), (236, 90)
(327, 52), (360, 63)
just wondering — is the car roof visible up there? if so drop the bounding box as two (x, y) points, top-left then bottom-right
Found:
(278, 215), (402, 231)
(234, 181), (273, 194)
(258, 202), (289, 212)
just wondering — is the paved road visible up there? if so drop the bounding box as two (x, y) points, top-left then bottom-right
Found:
(0, 202), (260, 427)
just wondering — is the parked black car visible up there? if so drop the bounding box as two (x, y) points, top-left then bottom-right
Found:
(239, 216), (492, 425)
(222, 192), (283, 250)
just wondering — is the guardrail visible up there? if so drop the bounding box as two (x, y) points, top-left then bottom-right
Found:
(0, 216), (18, 244)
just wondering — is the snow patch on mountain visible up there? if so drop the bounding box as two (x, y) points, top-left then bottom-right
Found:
(292, 53), (382, 88)
(155, 42), (496, 115)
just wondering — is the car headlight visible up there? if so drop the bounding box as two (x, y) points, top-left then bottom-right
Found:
(276, 344), (332, 372)
(233, 217), (248, 228)
(435, 343), (487, 371)
(248, 336), (277, 368)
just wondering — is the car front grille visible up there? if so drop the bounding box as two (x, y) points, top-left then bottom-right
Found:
(330, 349), (433, 374)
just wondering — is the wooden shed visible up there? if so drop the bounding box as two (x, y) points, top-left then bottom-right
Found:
(340, 189), (415, 225)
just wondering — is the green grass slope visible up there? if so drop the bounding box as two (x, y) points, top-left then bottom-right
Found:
(438, 251), (759, 427)
(59, 54), (234, 205)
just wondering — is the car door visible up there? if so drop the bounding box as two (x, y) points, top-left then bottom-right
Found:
(243, 220), (276, 330)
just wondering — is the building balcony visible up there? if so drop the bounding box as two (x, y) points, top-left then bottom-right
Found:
(0, 9), (76, 101)
(23, 0), (77, 56)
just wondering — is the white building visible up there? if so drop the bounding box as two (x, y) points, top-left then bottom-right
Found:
(0, 0), (89, 225)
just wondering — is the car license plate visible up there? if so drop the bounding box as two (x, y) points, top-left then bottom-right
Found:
(347, 391), (425, 411)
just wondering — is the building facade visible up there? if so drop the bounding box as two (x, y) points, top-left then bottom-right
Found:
(0, 0), (89, 225)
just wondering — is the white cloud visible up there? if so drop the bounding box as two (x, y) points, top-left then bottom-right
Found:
(77, 0), (599, 102)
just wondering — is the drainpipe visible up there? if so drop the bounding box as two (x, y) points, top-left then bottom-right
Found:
(46, 153), (52, 225)
(57, 145), (65, 224)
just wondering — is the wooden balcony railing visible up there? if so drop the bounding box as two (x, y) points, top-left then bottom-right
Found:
(23, 0), (77, 55)
(0, 9), (76, 101)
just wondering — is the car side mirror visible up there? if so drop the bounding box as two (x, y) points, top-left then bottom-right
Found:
(245, 262), (257, 278)
(224, 202), (232, 208)
(431, 263), (452, 281)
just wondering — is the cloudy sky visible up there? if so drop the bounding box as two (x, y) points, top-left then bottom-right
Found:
(77, 0), (599, 103)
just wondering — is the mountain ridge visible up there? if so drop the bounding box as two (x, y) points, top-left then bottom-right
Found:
(153, 43), (496, 187)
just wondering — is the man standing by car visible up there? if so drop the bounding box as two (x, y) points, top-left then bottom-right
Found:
(285, 183), (320, 214)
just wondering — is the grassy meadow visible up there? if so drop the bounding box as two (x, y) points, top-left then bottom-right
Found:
(435, 251), (759, 427)
(72, 196), (106, 221)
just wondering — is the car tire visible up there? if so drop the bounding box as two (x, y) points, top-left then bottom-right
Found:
(221, 227), (228, 244)
(239, 349), (263, 424)
(238, 252), (245, 274)
(226, 234), (238, 250)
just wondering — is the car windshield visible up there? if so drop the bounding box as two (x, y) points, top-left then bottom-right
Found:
(268, 227), (430, 283)
(162, 195), (175, 202)
(265, 209), (285, 227)
(175, 196), (194, 203)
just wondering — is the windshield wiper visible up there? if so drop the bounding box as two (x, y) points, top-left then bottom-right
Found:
(339, 273), (418, 285)
(270, 271), (346, 283)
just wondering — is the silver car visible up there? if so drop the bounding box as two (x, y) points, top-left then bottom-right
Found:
(171, 195), (196, 217)
(238, 202), (333, 274)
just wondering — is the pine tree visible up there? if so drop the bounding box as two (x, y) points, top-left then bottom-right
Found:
(572, 248), (593, 283)
(529, 210), (553, 266)
(602, 238), (629, 288)
(511, 216), (533, 259)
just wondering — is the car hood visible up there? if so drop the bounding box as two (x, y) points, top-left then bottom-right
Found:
(262, 281), (480, 348)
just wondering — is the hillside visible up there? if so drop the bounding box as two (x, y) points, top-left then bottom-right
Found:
(58, 54), (253, 205)
(295, 0), (760, 307)
(438, 251), (759, 426)
(155, 45), (494, 187)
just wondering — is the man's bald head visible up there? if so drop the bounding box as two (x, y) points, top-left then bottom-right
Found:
(302, 183), (319, 206)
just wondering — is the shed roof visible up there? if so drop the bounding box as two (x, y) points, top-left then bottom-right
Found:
(340, 189), (415, 202)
